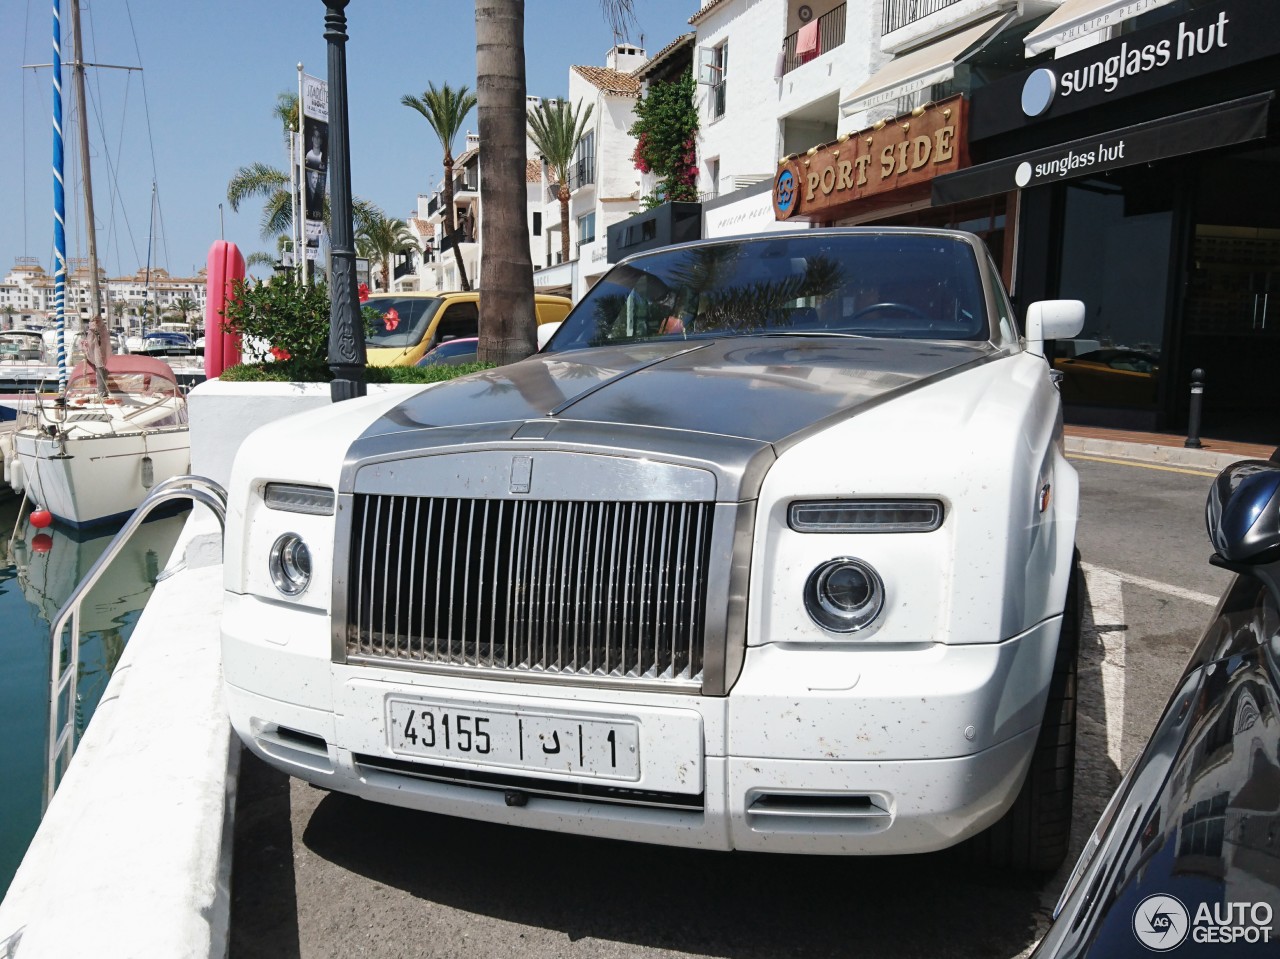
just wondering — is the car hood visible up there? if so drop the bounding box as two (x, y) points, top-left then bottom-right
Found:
(344, 336), (1001, 500)
(365, 336), (998, 443)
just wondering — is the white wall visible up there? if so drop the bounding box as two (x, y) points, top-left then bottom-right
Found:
(694, 0), (882, 203)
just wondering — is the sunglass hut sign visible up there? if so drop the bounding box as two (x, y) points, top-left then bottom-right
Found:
(1021, 10), (1231, 117)
(775, 96), (968, 221)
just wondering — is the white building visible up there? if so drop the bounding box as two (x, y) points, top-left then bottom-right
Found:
(415, 131), (482, 293)
(0, 258), (206, 331)
(532, 46), (649, 301)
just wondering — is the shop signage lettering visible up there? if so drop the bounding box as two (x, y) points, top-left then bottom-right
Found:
(971, 1), (1280, 141)
(933, 92), (1271, 207)
(1015, 140), (1127, 188)
(1047, 11), (1230, 106)
(775, 96), (967, 221)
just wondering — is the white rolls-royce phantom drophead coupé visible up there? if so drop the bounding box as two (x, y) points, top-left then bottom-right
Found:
(222, 228), (1086, 870)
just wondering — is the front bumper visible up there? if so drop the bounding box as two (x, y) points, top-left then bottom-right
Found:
(223, 592), (1060, 855)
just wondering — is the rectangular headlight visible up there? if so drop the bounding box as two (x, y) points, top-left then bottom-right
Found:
(264, 482), (336, 516)
(788, 500), (943, 533)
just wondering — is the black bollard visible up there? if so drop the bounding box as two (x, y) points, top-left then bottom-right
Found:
(1185, 368), (1205, 449)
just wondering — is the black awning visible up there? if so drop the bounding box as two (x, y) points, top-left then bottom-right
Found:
(933, 91), (1272, 206)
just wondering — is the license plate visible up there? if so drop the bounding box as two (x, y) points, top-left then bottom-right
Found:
(386, 699), (641, 781)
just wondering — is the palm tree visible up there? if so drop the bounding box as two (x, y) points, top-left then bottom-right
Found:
(2, 304), (15, 330)
(474, 0), (634, 365)
(527, 99), (594, 265)
(226, 93), (299, 240)
(401, 83), (478, 292)
(227, 92), (376, 245)
(171, 297), (198, 328)
(356, 213), (418, 292)
(473, 2), (536, 365)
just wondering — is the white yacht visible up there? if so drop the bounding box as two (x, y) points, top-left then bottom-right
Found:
(10, 354), (190, 526)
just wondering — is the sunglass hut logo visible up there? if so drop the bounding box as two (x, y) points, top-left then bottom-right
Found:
(1021, 11), (1230, 117)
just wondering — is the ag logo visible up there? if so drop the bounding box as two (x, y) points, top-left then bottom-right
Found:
(774, 161), (801, 220)
(1133, 894), (1190, 951)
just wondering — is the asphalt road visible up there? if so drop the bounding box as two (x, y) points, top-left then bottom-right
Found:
(229, 455), (1232, 959)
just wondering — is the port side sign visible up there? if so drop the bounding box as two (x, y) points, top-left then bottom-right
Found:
(933, 92), (1271, 206)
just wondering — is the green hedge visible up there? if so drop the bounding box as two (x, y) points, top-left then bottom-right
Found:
(217, 360), (495, 384)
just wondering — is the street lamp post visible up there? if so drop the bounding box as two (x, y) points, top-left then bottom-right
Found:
(323, 0), (366, 401)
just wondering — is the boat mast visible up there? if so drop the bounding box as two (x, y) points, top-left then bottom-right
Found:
(144, 181), (155, 338)
(68, 0), (110, 394)
(50, 0), (68, 392)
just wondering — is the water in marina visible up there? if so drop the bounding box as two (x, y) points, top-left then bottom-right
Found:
(0, 496), (188, 898)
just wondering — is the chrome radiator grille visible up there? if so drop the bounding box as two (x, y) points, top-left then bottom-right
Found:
(347, 495), (713, 684)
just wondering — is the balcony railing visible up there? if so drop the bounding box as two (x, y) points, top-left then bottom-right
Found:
(569, 156), (596, 191)
(882, 0), (962, 36)
(782, 3), (846, 75)
(453, 173), (479, 194)
(426, 195), (439, 217)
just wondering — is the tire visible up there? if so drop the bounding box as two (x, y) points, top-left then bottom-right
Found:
(966, 549), (1081, 872)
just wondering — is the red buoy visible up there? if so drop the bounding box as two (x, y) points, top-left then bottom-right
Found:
(29, 508), (53, 529)
(31, 533), (53, 553)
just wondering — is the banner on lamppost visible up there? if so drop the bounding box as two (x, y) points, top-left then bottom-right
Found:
(301, 74), (329, 256)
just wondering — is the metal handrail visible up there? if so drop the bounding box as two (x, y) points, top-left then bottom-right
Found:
(45, 474), (227, 807)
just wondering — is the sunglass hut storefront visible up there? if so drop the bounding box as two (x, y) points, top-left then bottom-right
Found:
(930, 0), (1280, 443)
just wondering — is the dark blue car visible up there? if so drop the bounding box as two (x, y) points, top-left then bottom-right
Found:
(1035, 453), (1280, 956)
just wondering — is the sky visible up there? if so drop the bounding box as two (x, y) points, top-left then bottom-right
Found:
(0, 0), (699, 281)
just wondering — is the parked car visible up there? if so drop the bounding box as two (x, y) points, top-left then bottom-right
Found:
(416, 336), (479, 368)
(1034, 454), (1280, 956)
(222, 229), (1086, 867)
(364, 291), (571, 367)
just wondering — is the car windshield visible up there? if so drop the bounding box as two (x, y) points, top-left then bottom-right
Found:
(364, 297), (444, 349)
(546, 232), (989, 353)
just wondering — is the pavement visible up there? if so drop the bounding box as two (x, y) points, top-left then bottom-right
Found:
(1063, 423), (1276, 472)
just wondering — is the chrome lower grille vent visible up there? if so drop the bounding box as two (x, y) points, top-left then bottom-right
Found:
(347, 495), (713, 685)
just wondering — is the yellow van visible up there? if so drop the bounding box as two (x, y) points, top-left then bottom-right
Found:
(363, 291), (572, 367)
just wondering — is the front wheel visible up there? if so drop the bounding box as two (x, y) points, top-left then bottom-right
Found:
(966, 550), (1081, 872)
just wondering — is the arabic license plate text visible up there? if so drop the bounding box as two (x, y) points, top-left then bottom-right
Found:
(386, 700), (640, 780)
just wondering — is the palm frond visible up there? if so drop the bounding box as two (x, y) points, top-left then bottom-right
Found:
(274, 91), (300, 137)
(226, 162), (290, 212)
(526, 99), (595, 182)
(402, 82), (478, 155)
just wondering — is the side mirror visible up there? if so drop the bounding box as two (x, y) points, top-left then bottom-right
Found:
(536, 322), (562, 351)
(1024, 300), (1085, 358)
(1207, 458), (1280, 604)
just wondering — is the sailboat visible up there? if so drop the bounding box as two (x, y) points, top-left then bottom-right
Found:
(12, 0), (191, 527)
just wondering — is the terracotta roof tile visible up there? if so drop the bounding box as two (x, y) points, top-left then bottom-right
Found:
(526, 157), (543, 183)
(571, 64), (642, 97)
(689, 0), (729, 25)
(633, 33), (695, 80)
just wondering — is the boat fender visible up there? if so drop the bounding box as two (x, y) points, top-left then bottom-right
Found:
(9, 455), (23, 493)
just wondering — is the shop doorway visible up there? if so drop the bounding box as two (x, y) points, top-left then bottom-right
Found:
(1180, 146), (1280, 444)
(1052, 172), (1175, 420)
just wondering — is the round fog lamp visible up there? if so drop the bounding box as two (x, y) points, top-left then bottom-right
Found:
(804, 558), (883, 633)
(269, 532), (312, 596)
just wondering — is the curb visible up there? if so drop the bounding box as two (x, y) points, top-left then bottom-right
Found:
(1064, 436), (1252, 473)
